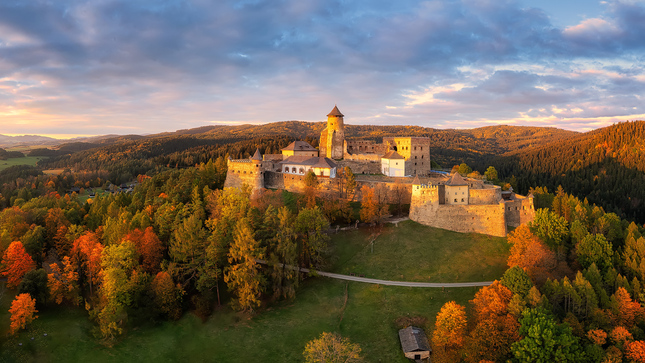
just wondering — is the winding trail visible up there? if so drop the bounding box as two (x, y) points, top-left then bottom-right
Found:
(258, 260), (493, 288)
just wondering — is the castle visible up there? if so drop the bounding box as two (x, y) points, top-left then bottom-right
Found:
(224, 105), (535, 237)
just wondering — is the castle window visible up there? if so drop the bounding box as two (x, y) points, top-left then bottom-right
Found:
(284, 167), (289, 173)
(414, 147), (417, 150)
(421, 155), (424, 158)
(415, 156), (417, 159)
(299, 168), (304, 174)
(420, 147), (423, 151)
(461, 198), (464, 202)
(292, 167), (297, 173)
(454, 199), (457, 202)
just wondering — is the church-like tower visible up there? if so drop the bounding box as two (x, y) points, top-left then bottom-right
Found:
(319, 105), (345, 159)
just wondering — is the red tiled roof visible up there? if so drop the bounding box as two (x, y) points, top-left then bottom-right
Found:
(327, 105), (344, 117)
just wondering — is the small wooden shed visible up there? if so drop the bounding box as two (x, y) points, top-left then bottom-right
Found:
(398, 326), (431, 362)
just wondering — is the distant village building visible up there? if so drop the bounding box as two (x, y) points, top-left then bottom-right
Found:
(398, 326), (431, 362)
(279, 156), (337, 177)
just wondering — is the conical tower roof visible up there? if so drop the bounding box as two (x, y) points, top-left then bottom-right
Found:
(250, 148), (262, 161)
(412, 175), (421, 185)
(327, 105), (344, 117)
(446, 172), (468, 186)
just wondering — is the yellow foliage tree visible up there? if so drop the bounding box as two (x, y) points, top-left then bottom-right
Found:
(303, 332), (362, 363)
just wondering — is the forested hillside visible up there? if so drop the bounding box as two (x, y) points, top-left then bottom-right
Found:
(492, 121), (645, 223)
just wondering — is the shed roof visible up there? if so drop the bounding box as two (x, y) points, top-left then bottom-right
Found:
(446, 172), (468, 186)
(281, 141), (317, 152)
(383, 150), (405, 159)
(327, 105), (344, 117)
(399, 326), (431, 353)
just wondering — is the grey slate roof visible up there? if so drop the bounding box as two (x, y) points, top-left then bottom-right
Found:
(327, 105), (344, 117)
(280, 156), (337, 168)
(399, 326), (431, 353)
(446, 172), (468, 186)
(250, 148), (262, 160)
(281, 141), (317, 152)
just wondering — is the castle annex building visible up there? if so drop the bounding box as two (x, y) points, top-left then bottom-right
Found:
(224, 105), (535, 237)
(410, 173), (535, 237)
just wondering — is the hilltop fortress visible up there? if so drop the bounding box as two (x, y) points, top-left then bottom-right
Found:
(224, 106), (535, 237)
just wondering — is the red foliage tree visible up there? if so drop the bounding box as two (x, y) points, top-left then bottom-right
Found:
(612, 287), (643, 328)
(1, 241), (36, 288)
(122, 227), (163, 274)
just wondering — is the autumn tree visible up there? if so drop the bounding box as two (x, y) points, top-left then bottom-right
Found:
(97, 241), (140, 341)
(433, 301), (467, 360)
(1, 241), (36, 288)
(626, 340), (645, 362)
(303, 332), (362, 363)
(507, 224), (557, 284)
(344, 167), (357, 200)
(122, 227), (163, 274)
(48, 256), (80, 305)
(466, 281), (520, 362)
(151, 271), (184, 320)
(71, 232), (104, 295)
(611, 287), (643, 328)
(359, 185), (388, 225)
(224, 218), (265, 312)
(8, 293), (38, 335)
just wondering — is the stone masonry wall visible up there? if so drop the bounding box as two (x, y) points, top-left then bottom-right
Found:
(469, 187), (502, 205)
(224, 160), (263, 191)
(504, 196), (536, 228)
(410, 202), (507, 237)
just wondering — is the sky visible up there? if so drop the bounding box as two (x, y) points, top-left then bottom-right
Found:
(1, 0), (645, 138)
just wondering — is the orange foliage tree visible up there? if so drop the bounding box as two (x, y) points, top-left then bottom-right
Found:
(1, 241), (36, 288)
(507, 224), (557, 284)
(122, 227), (163, 274)
(587, 329), (607, 345)
(8, 293), (38, 335)
(626, 340), (645, 363)
(71, 232), (104, 295)
(48, 256), (80, 305)
(433, 301), (467, 360)
(466, 281), (520, 362)
(610, 326), (633, 346)
(612, 287), (643, 328)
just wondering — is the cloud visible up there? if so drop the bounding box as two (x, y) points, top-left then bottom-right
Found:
(0, 0), (643, 135)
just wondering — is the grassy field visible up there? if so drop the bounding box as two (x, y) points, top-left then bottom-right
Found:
(0, 156), (45, 172)
(0, 221), (510, 362)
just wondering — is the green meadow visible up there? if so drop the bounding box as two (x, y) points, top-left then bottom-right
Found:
(0, 221), (510, 362)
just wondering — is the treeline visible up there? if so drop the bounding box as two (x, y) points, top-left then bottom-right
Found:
(492, 121), (645, 223)
(0, 148), (24, 160)
(432, 187), (645, 362)
(0, 163), (348, 345)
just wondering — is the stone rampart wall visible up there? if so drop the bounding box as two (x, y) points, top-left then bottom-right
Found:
(224, 161), (263, 190)
(344, 153), (382, 162)
(410, 202), (507, 237)
(469, 187), (501, 205)
(504, 197), (536, 228)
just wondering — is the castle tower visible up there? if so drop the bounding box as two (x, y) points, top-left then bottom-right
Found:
(319, 105), (345, 159)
